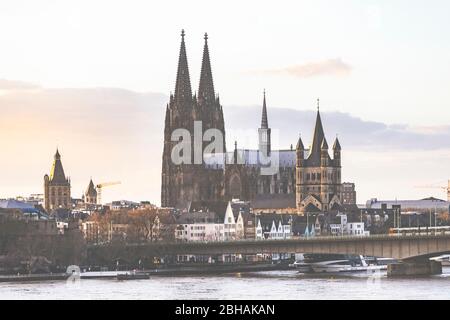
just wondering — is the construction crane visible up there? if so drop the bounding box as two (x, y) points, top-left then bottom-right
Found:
(96, 181), (121, 205)
(414, 180), (450, 202)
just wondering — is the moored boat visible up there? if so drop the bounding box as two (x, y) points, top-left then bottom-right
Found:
(311, 255), (387, 274)
(0, 273), (70, 282)
(117, 271), (150, 280)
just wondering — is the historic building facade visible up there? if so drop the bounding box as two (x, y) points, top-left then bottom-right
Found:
(342, 182), (357, 205)
(44, 149), (71, 212)
(295, 102), (342, 214)
(161, 31), (343, 214)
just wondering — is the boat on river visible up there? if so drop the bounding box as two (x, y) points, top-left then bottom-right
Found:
(430, 254), (450, 266)
(0, 273), (70, 282)
(117, 271), (150, 280)
(290, 254), (389, 274)
(311, 255), (387, 274)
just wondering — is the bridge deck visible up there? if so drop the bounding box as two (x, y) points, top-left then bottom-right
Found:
(88, 233), (450, 261)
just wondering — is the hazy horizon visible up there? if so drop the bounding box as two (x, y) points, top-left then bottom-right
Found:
(1, 81), (449, 205)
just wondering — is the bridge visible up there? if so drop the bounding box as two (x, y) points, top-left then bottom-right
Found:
(88, 233), (450, 275)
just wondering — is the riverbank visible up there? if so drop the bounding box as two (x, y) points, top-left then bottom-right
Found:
(0, 263), (291, 282)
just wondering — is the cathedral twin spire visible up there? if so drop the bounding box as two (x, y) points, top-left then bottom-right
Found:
(174, 29), (192, 106)
(173, 30), (216, 107)
(198, 33), (215, 105)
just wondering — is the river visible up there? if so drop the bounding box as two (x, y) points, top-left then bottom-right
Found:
(1, 267), (450, 300)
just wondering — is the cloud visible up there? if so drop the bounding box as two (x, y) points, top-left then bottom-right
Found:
(0, 82), (449, 204)
(259, 58), (352, 78)
(0, 79), (41, 91)
(224, 105), (450, 151)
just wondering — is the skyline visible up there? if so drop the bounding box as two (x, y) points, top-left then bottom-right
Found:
(1, 82), (449, 205)
(0, 0), (450, 204)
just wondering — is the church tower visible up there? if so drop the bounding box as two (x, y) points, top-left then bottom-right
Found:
(198, 32), (226, 151)
(85, 179), (97, 205)
(161, 31), (226, 208)
(258, 90), (271, 157)
(44, 148), (71, 212)
(296, 100), (342, 214)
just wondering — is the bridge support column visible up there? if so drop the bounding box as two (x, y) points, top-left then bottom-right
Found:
(387, 260), (442, 277)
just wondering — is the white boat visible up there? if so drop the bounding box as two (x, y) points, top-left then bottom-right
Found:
(80, 270), (130, 279)
(430, 254), (450, 266)
(311, 255), (387, 274)
(289, 260), (313, 273)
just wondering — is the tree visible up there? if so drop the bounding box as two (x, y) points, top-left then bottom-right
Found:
(128, 208), (159, 242)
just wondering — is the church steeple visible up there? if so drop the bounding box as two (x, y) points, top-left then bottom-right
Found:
(86, 179), (97, 197)
(44, 148), (71, 212)
(333, 136), (341, 151)
(49, 148), (67, 183)
(261, 89), (268, 129)
(55, 148), (61, 160)
(174, 29), (192, 106)
(258, 90), (271, 156)
(198, 32), (215, 105)
(308, 99), (325, 164)
(296, 135), (305, 151)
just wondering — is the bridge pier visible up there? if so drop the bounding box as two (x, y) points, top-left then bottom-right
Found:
(387, 260), (442, 277)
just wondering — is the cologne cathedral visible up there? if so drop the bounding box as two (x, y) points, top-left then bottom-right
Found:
(161, 31), (343, 214)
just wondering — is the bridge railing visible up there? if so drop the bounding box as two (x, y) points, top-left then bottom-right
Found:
(88, 230), (450, 248)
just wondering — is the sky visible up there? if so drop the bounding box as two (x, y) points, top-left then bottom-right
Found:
(0, 0), (449, 205)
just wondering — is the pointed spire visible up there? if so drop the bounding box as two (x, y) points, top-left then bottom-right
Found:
(49, 148), (66, 183)
(174, 29), (192, 105)
(224, 201), (235, 224)
(261, 89), (268, 129)
(164, 104), (170, 122)
(55, 148), (61, 160)
(321, 137), (329, 150)
(234, 141), (238, 164)
(296, 134), (304, 150)
(86, 178), (97, 196)
(310, 99), (325, 158)
(198, 32), (215, 105)
(333, 136), (341, 150)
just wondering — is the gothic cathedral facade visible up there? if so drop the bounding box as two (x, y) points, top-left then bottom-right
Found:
(161, 31), (343, 214)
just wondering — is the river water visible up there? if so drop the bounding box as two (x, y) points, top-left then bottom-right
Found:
(1, 267), (450, 300)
